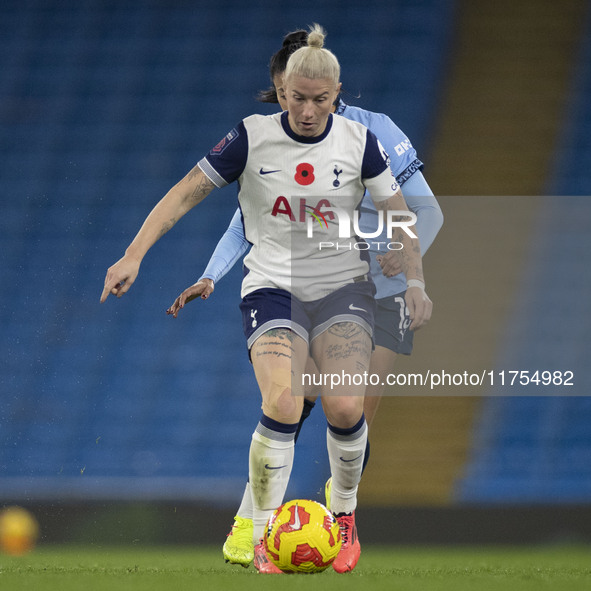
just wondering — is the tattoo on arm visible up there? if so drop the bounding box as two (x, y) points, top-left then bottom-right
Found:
(158, 217), (177, 240)
(186, 165), (203, 182)
(392, 228), (424, 282)
(188, 173), (215, 206)
(178, 165), (216, 207)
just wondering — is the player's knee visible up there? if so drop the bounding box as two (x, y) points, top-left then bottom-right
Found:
(262, 385), (301, 423)
(276, 386), (299, 421)
(324, 397), (364, 429)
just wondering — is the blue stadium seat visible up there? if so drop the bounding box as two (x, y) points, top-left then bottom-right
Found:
(457, 6), (591, 499)
(0, 0), (456, 502)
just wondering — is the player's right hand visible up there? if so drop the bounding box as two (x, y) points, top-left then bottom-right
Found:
(166, 278), (215, 318)
(376, 251), (403, 278)
(100, 255), (141, 303)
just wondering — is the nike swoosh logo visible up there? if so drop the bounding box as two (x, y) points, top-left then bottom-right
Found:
(348, 304), (366, 312)
(340, 454), (363, 463)
(265, 463), (287, 470)
(259, 168), (281, 175)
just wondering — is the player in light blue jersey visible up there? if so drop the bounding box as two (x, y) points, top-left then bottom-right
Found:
(168, 28), (441, 572)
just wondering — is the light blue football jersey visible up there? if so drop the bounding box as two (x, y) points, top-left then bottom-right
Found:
(335, 100), (425, 298)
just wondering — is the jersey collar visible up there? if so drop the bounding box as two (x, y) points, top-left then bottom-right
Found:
(281, 111), (333, 144)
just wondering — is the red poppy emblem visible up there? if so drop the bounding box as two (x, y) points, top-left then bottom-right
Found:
(294, 163), (315, 186)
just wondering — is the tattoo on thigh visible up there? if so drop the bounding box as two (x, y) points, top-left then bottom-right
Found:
(328, 322), (363, 339)
(323, 323), (371, 366)
(355, 360), (368, 373)
(253, 328), (296, 361)
(264, 328), (294, 342)
(325, 340), (370, 363)
(253, 349), (292, 361)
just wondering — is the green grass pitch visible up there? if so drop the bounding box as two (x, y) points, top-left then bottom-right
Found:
(1, 545), (590, 591)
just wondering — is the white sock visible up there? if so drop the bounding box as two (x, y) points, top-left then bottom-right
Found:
(235, 482), (253, 520)
(249, 417), (297, 543)
(326, 416), (368, 515)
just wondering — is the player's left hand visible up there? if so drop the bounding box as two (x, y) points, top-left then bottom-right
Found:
(166, 278), (215, 318)
(376, 251), (403, 278)
(405, 286), (432, 331)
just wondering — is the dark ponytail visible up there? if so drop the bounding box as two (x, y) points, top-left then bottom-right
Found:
(257, 29), (308, 103)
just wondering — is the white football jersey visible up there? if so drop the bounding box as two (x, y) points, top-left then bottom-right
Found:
(198, 111), (398, 301)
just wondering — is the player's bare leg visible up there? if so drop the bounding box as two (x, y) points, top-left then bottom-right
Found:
(248, 329), (306, 573)
(225, 339), (319, 568)
(363, 345), (399, 426)
(312, 322), (371, 573)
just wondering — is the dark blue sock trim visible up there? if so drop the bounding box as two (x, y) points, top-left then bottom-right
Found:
(327, 413), (366, 436)
(260, 413), (299, 434)
(361, 438), (371, 474)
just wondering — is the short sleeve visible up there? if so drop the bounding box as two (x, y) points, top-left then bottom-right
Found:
(361, 129), (389, 180)
(198, 121), (249, 187)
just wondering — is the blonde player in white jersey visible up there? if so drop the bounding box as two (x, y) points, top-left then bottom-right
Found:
(101, 24), (431, 574)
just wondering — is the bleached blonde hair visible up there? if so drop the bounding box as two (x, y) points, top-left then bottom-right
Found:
(284, 24), (340, 86)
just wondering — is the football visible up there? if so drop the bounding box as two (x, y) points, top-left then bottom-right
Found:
(0, 506), (40, 556)
(263, 499), (341, 573)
